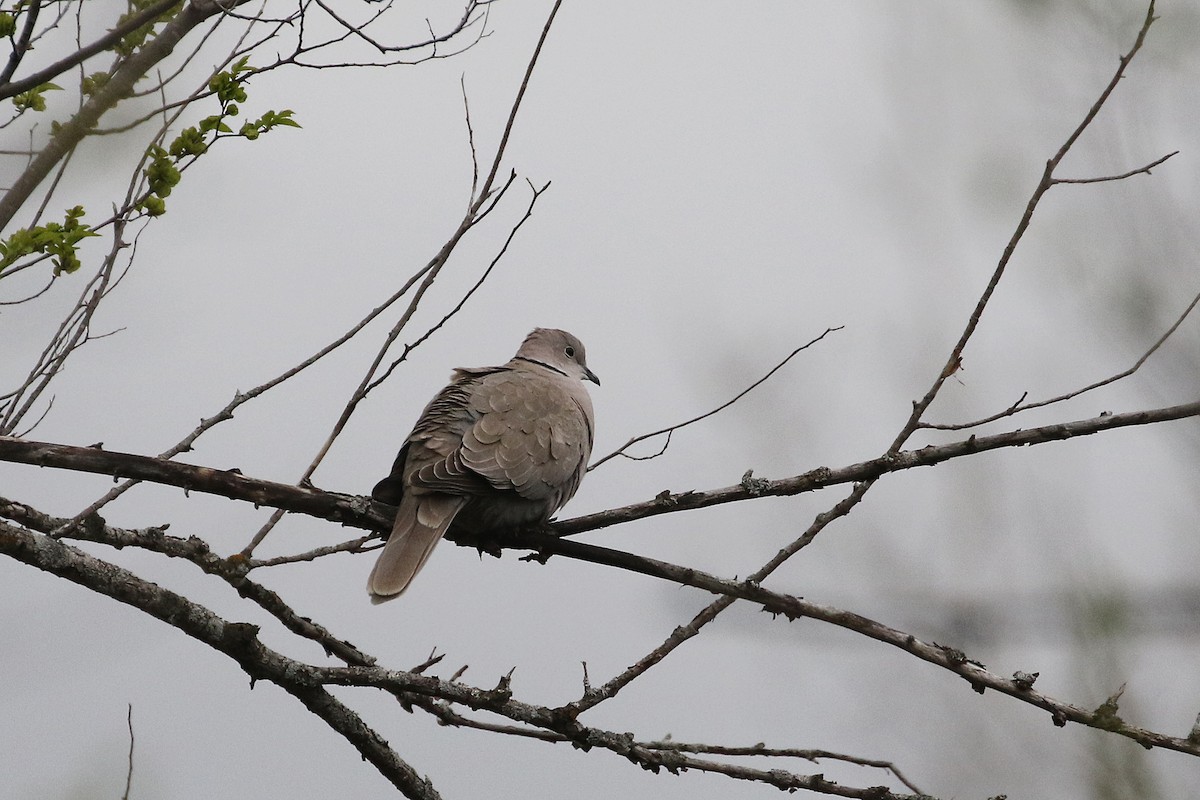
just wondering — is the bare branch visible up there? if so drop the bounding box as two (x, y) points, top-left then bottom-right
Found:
(122, 704), (134, 800)
(1051, 149), (1178, 185)
(364, 178), (550, 396)
(4, 399), (1199, 543)
(0, 522), (439, 799)
(239, 0), (567, 557)
(639, 740), (924, 795)
(589, 326), (843, 470)
(247, 536), (375, 569)
(461, 75), (479, 203)
(558, 478), (877, 715)
(891, 1), (1160, 452)
(473, 0), (560, 204)
(0, 496), (378, 667)
(923, 286), (1200, 431)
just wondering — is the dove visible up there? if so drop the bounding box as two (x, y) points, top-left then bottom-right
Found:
(367, 328), (599, 603)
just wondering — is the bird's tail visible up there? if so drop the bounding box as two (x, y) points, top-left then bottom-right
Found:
(368, 494), (464, 603)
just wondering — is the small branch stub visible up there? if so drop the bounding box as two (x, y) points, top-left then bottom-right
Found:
(1012, 671), (1039, 691)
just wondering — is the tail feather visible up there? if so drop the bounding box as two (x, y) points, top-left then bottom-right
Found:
(368, 494), (464, 603)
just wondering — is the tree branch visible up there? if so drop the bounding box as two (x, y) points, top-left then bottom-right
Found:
(238, 0), (566, 557)
(1, 519), (932, 799)
(922, 286), (1200, 431)
(589, 326), (843, 470)
(0, 0), (184, 101)
(890, 0), (1160, 453)
(0, 0), (42, 89)
(0, 0), (255, 231)
(0, 520), (439, 798)
(3, 398), (1198, 541)
(1050, 149), (1178, 185)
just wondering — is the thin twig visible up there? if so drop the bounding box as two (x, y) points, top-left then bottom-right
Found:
(247, 535), (374, 568)
(640, 740), (923, 795)
(923, 285), (1200, 430)
(1051, 150), (1177, 185)
(364, 179), (550, 395)
(462, 75), (479, 204)
(589, 327), (843, 470)
(122, 703), (135, 800)
(240, 0), (567, 557)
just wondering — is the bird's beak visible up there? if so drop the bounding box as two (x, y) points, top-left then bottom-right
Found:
(584, 367), (600, 386)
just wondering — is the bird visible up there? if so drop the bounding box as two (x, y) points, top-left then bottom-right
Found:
(367, 328), (599, 603)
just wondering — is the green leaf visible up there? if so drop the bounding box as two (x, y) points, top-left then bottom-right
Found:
(139, 196), (167, 217)
(82, 72), (110, 96)
(0, 207), (96, 275)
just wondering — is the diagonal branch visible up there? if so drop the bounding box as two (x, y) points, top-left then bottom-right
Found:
(0, 0), (42, 89)
(570, 0), (1166, 719)
(0, 496), (378, 666)
(0, 520), (930, 800)
(0, 0), (258, 231)
(0, 0), (184, 101)
(923, 285), (1200, 431)
(893, 0), (1160, 452)
(0, 521), (439, 799)
(240, 0), (567, 557)
(588, 326), (843, 470)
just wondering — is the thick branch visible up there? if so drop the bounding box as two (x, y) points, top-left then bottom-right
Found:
(0, 0), (41, 88)
(0, 436), (379, 527)
(0, 520), (438, 798)
(0, 0), (184, 101)
(2, 399), (1198, 538)
(1, 520), (926, 799)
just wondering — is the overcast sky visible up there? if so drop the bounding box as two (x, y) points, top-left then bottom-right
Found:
(4, 2), (1200, 798)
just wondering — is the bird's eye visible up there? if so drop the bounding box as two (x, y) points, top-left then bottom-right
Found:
(564, 346), (576, 358)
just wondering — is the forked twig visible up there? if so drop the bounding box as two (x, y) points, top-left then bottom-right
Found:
(923, 285), (1200, 430)
(364, 179), (551, 396)
(589, 326), (843, 470)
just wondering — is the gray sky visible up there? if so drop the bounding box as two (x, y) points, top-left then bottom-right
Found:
(4, 2), (1200, 798)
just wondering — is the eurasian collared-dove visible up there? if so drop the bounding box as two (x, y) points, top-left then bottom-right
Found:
(367, 328), (599, 603)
